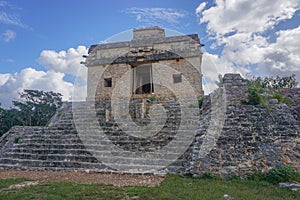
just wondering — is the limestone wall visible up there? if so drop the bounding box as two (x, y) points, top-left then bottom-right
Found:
(85, 27), (204, 100)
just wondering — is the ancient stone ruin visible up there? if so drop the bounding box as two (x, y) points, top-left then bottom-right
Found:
(86, 26), (204, 100)
(0, 27), (299, 177)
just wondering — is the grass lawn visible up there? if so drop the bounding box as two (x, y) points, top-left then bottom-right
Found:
(0, 174), (299, 200)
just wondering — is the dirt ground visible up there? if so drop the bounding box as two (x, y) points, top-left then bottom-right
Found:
(0, 170), (165, 187)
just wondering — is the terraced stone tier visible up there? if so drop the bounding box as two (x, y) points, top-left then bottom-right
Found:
(0, 98), (199, 174)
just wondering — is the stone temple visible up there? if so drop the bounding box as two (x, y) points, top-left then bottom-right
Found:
(85, 26), (204, 101)
(0, 27), (299, 176)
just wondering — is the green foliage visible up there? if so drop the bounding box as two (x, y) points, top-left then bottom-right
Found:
(248, 166), (300, 185)
(1, 175), (298, 200)
(247, 88), (264, 105)
(0, 89), (62, 136)
(98, 111), (105, 116)
(198, 97), (204, 108)
(201, 172), (215, 179)
(271, 93), (290, 104)
(182, 173), (194, 178)
(148, 96), (156, 102)
(228, 174), (241, 180)
(215, 74), (225, 87)
(14, 136), (21, 144)
(0, 178), (28, 189)
(266, 166), (299, 184)
(243, 74), (297, 106)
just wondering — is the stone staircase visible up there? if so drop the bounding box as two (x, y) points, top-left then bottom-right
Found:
(72, 99), (199, 173)
(0, 107), (111, 172)
(0, 102), (108, 172)
(0, 98), (200, 174)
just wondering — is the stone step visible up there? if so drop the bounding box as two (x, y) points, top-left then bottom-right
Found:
(10, 148), (92, 155)
(0, 163), (112, 172)
(8, 144), (189, 160)
(20, 133), (79, 140)
(20, 138), (83, 144)
(2, 151), (179, 166)
(2, 152), (99, 163)
(12, 143), (88, 150)
(0, 158), (106, 169)
(0, 157), (167, 172)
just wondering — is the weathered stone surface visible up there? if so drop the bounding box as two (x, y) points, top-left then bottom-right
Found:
(0, 81), (299, 176)
(85, 27), (204, 101)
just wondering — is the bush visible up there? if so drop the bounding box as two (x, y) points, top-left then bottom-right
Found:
(201, 172), (215, 179)
(198, 97), (204, 108)
(271, 93), (290, 104)
(243, 74), (297, 106)
(248, 166), (300, 184)
(14, 136), (21, 144)
(148, 96), (156, 102)
(247, 88), (263, 105)
(266, 166), (298, 184)
(228, 174), (241, 180)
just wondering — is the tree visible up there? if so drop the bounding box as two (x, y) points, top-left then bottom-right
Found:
(0, 90), (62, 136)
(15, 90), (63, 126)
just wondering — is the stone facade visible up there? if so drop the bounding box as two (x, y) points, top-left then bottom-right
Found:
(85, 27), (204, 101)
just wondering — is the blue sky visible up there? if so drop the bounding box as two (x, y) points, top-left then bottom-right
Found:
(0, 0), (299, 107)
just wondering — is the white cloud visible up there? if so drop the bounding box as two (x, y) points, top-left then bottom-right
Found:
(201, 51), (250, 93)
(0, 11), (24, 27)
(37, 46), (88, 80)
(221, 33), (269, 66)
(202, 81), (218, 95)
(196, 2), (207, 15)
(0, 68), (76, 108)
(257, 26), (300, 80)
(275, 26), (300, 55)
(201, 52), (250, 82)
(200, 0), (299, 37)
(2, 29), (15, 42)
(5, 58), (14, 63)
(197, 0), (300, 86)
(0, 1), (26, 28)
(0, 46), (89, 108)
(0, 73), (10, 86)
(125, 7), (188, 25)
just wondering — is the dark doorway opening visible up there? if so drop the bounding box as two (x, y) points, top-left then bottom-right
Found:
(132, 64), (154, 94)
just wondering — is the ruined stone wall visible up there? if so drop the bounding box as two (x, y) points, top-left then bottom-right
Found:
(0, 73), (298, 177)
(86, 27), (204, 101)
(224, 73), (248, 104)
(169, 74), (300, 177)
(183, 103), (300, 177)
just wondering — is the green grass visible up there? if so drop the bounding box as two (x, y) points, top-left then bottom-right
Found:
(0, 174), (299, 200)
(0, 178), (28, 189)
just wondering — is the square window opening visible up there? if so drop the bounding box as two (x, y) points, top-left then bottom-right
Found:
(173, 74), (182, 83)
(104, 78), (112, 87)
